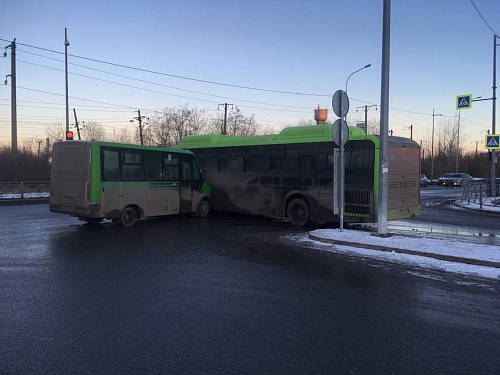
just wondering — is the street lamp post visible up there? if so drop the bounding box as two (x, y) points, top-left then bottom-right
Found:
(335, 64), (371, 231)
(431, 108), (442, 182)
(345, 64), (371, 94)
(64, 28), (70, 135)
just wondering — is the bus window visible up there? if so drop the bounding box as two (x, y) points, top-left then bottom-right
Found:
(122, 150), (144, 181)
(218, 156), (227, 173)
(270, 156), (280, 171)
(327, 154), (334, 170)
(102, 149), (120, 181)
(244, 156), (256, 174)
(145, 151), (161, 181)
(192, 160), (202, 181)
(298, 155), (313, 171)
(163, 153), (179, 181)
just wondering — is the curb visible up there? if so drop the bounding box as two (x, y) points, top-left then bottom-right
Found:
(308, 233), (500, 269)
(0, 198), (49, 206)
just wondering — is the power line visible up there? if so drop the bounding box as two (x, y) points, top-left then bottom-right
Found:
(469, 0), (498, 34)
(4, 39), (326, 97)
(16, 55), (315, 111)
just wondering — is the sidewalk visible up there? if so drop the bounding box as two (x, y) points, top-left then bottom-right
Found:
(308, 200), (500, 277)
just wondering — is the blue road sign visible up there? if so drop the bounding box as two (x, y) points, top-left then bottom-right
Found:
(485, 135), (500, 149)
(456, 94), (472, 110)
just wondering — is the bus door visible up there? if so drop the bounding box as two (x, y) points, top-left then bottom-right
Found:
(100, 148), (123, 216)
(180, 156), (194, 213)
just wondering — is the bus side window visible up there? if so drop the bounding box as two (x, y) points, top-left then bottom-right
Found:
(298, 155), (313, 171)
(270, 156), (280, 171)
(181, 159), (192, 182)
(244, 156), (256, 174)
(102, 149), (120, 181)
(122, 151), (144, 181)
(163, 153), (179, 181)
(327, 154), (334, 170)
(145, 151), (161, 181)
(192, 160), (202, 181)
(218, 157), (227, 173)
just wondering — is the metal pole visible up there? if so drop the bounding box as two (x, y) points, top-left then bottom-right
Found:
(340, 98), (344, 231)
(10, 39), (17, 156)
(138, 109), (144, 145)
(364, 105), (368, 134)
(73, 108), (81, 140)
(430, 108), (442, 182)
(377, 0), (390, 236)
(64, 28), (70, 134)
(456, 111), (460, 173)
(431, 108), (435, 181)
(490, 34), (498, 196)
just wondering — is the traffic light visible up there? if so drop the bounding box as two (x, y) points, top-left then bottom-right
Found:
(65, 130), (74, 140)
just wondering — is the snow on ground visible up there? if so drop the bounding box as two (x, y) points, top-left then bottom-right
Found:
(303, 228), (500, 280)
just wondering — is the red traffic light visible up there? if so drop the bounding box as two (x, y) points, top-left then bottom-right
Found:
(66, 131), (74, 140)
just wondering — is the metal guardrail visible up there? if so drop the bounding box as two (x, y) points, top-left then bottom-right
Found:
(461, 180), (500, 208)
(0, 181), (50, 199)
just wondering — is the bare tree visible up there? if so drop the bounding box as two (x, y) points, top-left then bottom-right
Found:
(148, 105), (211, 146)
(109, 127), (134, 144)
(45, 122), (65, 144)
(225, 107), (258, 136)
(81, 121), (106, 141)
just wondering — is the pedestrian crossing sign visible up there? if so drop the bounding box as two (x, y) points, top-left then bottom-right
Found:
(485, 134), (500, 149)
(456, 94), (472, 110)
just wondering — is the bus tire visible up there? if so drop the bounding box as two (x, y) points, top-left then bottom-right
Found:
(118, 206), (138, 227)
(198, 199), (210, 218)
(286, 198), (309, 227)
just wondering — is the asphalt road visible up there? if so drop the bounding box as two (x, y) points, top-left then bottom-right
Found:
(1, 204), (499, 374)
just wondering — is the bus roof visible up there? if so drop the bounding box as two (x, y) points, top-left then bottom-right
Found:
(179, 124), (420, 150)
(58, 140), (195, 155)
(179, 124), (374, 149)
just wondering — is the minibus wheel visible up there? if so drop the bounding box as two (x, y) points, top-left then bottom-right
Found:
(118, 206), (138, 227)
(198, 199), (210, 218)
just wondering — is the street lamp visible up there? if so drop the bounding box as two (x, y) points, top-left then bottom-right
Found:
(345, 64), (371, 94)
(431, 108), (442, 182)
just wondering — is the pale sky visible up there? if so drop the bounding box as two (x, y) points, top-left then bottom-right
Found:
(1, 0), (499, 152)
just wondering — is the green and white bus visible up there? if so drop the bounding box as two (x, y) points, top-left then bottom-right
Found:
(178, 124), (420, 226)
(49, 141), (211, 227)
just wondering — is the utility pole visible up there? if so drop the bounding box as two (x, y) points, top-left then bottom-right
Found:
(64, 29), (70, 135)
(404, 124), (413, 139)
(4, 39), (17, 156)
(131, 110), (147, 145)
(431, 108), (442, 182)
(491, 34), (498, 196)
(356, 105), (377, 134)
(218, 103), (233, 135)
(72, 108), (82, 140)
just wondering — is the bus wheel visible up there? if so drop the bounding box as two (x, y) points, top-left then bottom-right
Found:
(286, 198), (309, 226)
(198, 199), (210, 218)
(118, 206), (137, 227)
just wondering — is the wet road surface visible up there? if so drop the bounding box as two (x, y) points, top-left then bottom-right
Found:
(1, 204), (499, 374)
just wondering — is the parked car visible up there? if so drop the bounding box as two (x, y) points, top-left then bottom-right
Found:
(420, 174), (428, 187)
(437, 173), (473, 187)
